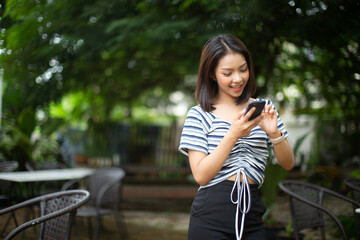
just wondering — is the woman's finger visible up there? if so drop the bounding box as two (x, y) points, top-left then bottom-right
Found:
(264, 104), (272, 113)
(243, 107), (256, 120)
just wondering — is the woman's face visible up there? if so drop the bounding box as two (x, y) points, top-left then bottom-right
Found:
(214, 52), (249, 101)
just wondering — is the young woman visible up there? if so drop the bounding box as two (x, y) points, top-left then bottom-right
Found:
(179, 34), (295, 240)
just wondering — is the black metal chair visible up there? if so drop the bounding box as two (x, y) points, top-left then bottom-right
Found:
(0, 161), (19, 236)
(0, 161), (19, 203)
(25, 161), (68, 171)
(344, 177), (360, 202)
(0, 189), (90, 240)
(62, 167), (127, 240)
(344, 177), (360, 240)
(25, 160), (68, 196)
(0, 161), (19, 173)
(279, 179), (360, 240)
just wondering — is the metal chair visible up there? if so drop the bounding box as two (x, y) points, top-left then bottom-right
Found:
(25, 161), (68, 171)
(25, 160), (68, 196)
(344, 177), (360, 240)
(279, 179), (360, 240)
(0, 161), (19, 236)
(0, 189), (90, 240)
(63, 167), (127, 240)
(0, 161), (19, 172)
(0, 161), (19, 203)
(344, 177), (360, 202)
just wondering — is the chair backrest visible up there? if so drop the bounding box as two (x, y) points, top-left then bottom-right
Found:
(87, 167), (125, 208)
(344, 177), (360, 203)
(0, 161), (18, 172)
(344, 177), (360, 240)
(0, 161), (19, 197)
(279, 180), (326, 239)
(0, 190), (90, 240)
(25, 161), (67, 171)
(278, 179), (360, 240)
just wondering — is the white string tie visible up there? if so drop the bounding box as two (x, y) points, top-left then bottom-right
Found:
(230, 168), (251, 240)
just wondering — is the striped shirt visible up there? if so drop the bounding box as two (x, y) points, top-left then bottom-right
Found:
(178, 99), (288, 188)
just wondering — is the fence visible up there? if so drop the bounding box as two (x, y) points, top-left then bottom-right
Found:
(67, 121), (190, 181)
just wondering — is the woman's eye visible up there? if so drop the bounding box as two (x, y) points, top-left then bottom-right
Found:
(240, 68), (248, 73)
(223, 73), (232, 76)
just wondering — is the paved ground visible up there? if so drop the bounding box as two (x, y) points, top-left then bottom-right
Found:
(122, 183), (197, 212)
(0, 184), (356, 240)
(0, 208), (189, 240)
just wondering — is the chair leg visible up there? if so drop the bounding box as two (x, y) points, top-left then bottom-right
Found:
(87, 217), (93, 240)
(114, 212), (122, 239)
(356, 211), (360, 240)
(72, 216), (78, 236)
(114, 211), (128, 239)
(94, 216), (101, 240)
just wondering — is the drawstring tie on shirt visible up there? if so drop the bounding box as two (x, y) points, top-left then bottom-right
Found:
(230, 168), (251, 240)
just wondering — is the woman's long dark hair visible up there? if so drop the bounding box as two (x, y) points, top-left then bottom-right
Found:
(195, 34), (256, 112)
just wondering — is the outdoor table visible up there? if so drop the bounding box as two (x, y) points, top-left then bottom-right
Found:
(0, 168), (94, 239)
(0, 167), (94, 183)
(0, 168), (94, 200)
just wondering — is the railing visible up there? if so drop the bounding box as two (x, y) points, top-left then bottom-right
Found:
(69, 121), (190, 182)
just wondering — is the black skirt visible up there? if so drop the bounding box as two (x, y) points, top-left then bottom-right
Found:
(188, 180), (266, 240)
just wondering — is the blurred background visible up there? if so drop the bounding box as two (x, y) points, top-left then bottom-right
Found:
(0, 0), (359, 238)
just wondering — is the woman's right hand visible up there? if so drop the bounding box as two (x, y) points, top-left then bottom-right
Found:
(228, 107), (262, 139)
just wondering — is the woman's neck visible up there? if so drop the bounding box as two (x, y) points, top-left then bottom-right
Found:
(211, 98), (253, 122)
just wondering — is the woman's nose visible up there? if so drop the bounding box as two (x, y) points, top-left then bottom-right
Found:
(233, 73), (243, 83)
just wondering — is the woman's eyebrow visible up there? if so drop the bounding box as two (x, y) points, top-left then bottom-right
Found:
(221, 63), (247, 70)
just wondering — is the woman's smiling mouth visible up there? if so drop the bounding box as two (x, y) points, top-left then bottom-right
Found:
(232, 86), (242, 92)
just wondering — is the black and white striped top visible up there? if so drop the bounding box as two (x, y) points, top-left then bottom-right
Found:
(178, 99), (289, 188)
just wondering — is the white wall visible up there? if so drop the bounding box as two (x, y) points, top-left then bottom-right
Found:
(281, 108), (316, 168)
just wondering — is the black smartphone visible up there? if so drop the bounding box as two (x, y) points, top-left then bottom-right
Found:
(244, 100), (266, 120)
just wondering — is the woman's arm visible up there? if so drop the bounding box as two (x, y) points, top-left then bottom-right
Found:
(259, 104), (295, 170)
(188, 133), (237, 186)
(268, 131), (295, 170)
(189, 107), (261, 186)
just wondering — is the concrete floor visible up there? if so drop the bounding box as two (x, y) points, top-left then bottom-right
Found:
(0, 184), (356, 240)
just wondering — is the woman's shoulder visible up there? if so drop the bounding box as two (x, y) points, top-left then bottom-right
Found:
(186, 105), (215, 127)
(187, 105), (209, 116)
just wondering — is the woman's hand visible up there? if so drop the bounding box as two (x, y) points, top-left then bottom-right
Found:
(259, 104), (279, 138)
(229, 107), (263, 139)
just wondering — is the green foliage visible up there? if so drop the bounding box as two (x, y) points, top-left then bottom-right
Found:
(0, 107), (64, 170)
(285, 220), (293, 237)
(32, 136), (59, 163)
(309, 119), (360, 168)
(262, 158), (288, 208)
(349, 169), (360, 178)
(1, 0), (360, 169)
(1, 0), (358, 123)
(0, 108), (35, 169)
(17, 108), (36, 137)
(332, 215), (357, 240)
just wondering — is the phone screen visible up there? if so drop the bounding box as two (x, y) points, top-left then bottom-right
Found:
(244, 100), (266, 120)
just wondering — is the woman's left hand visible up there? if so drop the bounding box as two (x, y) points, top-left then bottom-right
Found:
(259, 104), (278, 137)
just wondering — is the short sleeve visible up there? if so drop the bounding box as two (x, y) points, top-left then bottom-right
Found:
(178, 107), (209, 156)
(265, 99), (289, 148)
